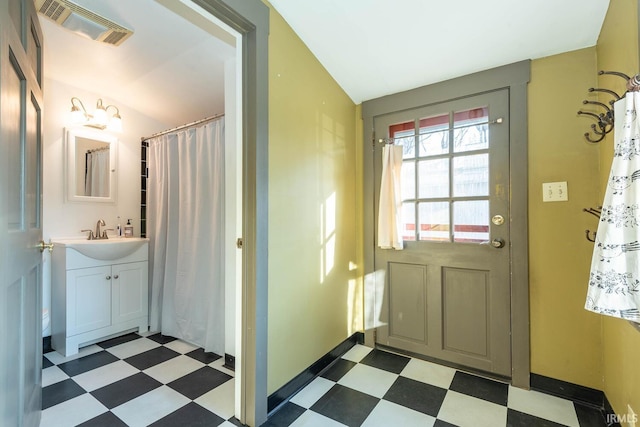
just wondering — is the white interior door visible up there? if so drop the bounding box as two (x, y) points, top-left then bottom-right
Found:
(0, 0), (45, 426)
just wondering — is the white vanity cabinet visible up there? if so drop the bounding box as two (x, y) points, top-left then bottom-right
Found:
(51, 240), (149, 356)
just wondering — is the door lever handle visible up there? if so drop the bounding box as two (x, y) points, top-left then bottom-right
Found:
(491, 238), (505, 248)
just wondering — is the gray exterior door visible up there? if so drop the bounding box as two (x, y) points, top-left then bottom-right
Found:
(0, 0), (44, 425)
(373, 89), (511, 376)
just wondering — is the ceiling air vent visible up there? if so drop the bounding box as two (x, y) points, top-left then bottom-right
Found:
(35, 0), (133, 46)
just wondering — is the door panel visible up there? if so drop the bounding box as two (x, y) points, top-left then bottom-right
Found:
(442, 267), (489, 357)
(1, 1), (45, 425)
(374, 90), (511, 376)
(388, 262), (427, 343)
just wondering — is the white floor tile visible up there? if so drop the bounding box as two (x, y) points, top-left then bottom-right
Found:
(508, 386), (580, 427)
(111, 385), (190, 427)
(209, 357), (236, 377)
(144, 354), (205, 384)
(400, 358), (456, 389)
(44, 345), (103, 365)
(437, 390), (508, 427)
(290, 410), (348, 427)
(337, 363), (397, 398)
(41, 366), (69, 387)
(164, 339), (199, 354)
(73, 360), (139, 392)
(39, 393), (107, 427)
(105, 337), (160, 359)
(290, 377), (336, 409)
(342, 344), (373, 363)
(361, 400), (436, 427)
(194, 377), (236, 419)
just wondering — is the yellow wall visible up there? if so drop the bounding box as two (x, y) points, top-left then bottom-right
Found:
(528, 48), (604, 389)
(266, 4), (359, 393)
(596, 0), (640, 422)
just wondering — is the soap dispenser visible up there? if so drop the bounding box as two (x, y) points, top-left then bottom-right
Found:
(124, 219), (134, 237)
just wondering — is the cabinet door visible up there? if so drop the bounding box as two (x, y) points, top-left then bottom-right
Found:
(67, 266), (112, 335)
(112, 261), (148, 324)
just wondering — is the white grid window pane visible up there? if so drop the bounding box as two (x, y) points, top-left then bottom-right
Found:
(418, 202), (449, 242)
(453, 200), (489, 243)
(419, 130), (448, 156)
(418, 159), (449, 198)
(401, 161), (415, 201)
(402, 202), (416, 241)
(453, 124), (489, 153)
(453, 154), (488, 197)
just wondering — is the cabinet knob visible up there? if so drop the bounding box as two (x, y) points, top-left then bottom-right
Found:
(113, 275), (119, 279)
(106, 275), (111, 280)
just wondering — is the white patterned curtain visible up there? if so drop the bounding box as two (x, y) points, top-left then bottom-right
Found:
(585, 93), (640, 323)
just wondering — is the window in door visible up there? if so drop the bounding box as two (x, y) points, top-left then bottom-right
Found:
(391, 106), (490, 244)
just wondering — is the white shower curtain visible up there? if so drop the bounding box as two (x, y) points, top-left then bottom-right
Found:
(148, 118), (226, 354)
(85, 148), (109, 197)
(585, 93), (640, 322)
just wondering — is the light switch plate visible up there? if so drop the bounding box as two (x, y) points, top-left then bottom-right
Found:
(542, 181), (568, 202)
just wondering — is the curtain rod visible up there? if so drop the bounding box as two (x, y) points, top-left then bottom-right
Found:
(141, 112), (225, 141)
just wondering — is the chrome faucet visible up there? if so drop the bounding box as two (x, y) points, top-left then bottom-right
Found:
(95, 219), (106, 240)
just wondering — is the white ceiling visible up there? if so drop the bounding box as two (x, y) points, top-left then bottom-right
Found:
(269, 0), (611, 103)
(41, 0), (611, 126)
(40, 0), (235, 127)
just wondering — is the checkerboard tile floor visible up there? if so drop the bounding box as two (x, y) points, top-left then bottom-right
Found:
(42, 336), (607, 427)
(41, 332), (239, 427)
(265, 345), (607, 427)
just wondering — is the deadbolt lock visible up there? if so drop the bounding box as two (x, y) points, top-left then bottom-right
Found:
(492, 214), (505, 226)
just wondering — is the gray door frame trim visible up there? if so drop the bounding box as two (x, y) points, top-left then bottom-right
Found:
(361, 60), (531, 388)
(192, 1), (269, 425)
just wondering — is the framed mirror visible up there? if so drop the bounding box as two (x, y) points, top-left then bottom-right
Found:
(65, 127), (118, 203)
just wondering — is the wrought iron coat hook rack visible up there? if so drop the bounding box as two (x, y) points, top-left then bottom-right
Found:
(577, 70), (634, 143)
(583, 206), (602, 242)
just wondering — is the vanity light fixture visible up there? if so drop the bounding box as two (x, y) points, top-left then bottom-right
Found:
(70, 97), (122, 132)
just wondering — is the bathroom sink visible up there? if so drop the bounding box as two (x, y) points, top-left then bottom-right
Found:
(53, 237), (149, 261)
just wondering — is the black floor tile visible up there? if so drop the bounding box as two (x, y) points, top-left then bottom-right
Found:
(149, 402), (225, 427)
(449, 371), (509, 406)
(262, 402), (306, 427)
(360, 349), (410, 374)
(574, 403), (608, 427)
(97, 333), (141, 349)
(42, 378), (86, 409)
(506, 408), (566, 426)
(310, 384), (379, 427)
(186, 347), (222, 364)
(42, 356), (53, 369)
(124, 346), (180, 370)
(320, 358), (356, 382)
(77, 411), (129, 426)
(383, 376), (447, 417)
(91, 372), (162, 409)
(168, 366), (233, 400)
(227, 417), (247, 426)
(147, 333), (178, 345)
(433, 420), (458, 427)
(57, 351), (119, 377)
